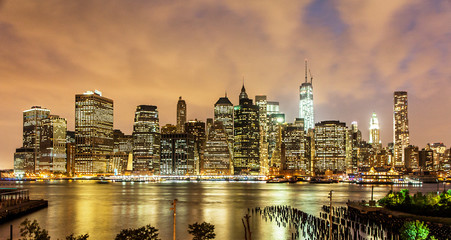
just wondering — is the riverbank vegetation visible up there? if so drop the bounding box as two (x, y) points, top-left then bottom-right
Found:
(400, 220), (437, 240)
(378, 189), (451, 217)
(13, 219), (215, 240)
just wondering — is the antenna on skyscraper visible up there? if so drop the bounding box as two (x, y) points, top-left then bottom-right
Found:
(305, 59), (308, 83)
(309, 68), (313, 85)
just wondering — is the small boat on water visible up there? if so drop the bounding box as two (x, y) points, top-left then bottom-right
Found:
(309, 177), (333, 184)
(97, 180), (110, 184)
(266, 176), (289, 183)
(96, 177), (110, 184)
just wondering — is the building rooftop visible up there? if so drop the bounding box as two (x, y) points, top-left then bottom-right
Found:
(215, 96), (232, 106)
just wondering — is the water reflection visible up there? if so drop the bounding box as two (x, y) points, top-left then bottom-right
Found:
(0, 181), (440, 239)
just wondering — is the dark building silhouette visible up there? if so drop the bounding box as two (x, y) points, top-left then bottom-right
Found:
(176, 96), (186, 133)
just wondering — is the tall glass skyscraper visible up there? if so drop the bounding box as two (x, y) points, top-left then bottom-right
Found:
(214, 94), (234, 147)
(75, 90), (114, 174)
(40, 115), (67, 173)
(281, 120), (306, 172)
(299, 60), (314, 131)
(255, 95), (269, 175)
(185, 120), (206, 174)
(132, 105), (160, 174)
(23, 106), (50, 172)
(393, 91), (409, 167)
(314, 121), (348, 173)
(203, 121), (231, 175)
(160, 133), (195, 175)
(233, 85), (260, 175)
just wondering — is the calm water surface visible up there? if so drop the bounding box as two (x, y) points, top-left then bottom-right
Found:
(0, 181), (444, 239)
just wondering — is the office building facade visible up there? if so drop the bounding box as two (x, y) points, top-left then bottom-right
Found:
(160, 133), (195, 175)
(281, 120), (308, 173)
(75, 90), (114, 174)
(214, 94), (234, 149)
(185, 120), (206, 174)
(132, 105), (160, 174)
(255, 95), (269, 175)
(233, 85), (260, 175)
(314, 121), (348, 173)
(203, 121), (231, 175)
(393, 91), (409, 167)
(22, 106), (51, 172)
(39, 115), (67, 173)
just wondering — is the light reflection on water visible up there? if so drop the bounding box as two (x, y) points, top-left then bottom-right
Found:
(0, 181), (443, 239)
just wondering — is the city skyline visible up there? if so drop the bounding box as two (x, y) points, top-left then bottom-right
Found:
(1, 1), (450, 169)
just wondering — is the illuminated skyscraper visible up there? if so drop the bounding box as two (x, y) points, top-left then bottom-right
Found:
(75, 90), (114, 174)
(314, 121), (348, 173)
(22, 106), (50, 172)
(14, 147), (35, 176)
(113, 129), (133, 154)
(161, 124), (177, 134)
(40, 115), (67, 173)
(176, 96), (187, 133)
(369, 113), (381, 147)
(239, 84), (248, 100)
(281, 120), (307, 173)
(255, 95), (269, 175)
(428, 143), (447, 170)
(203, 121), (231, 175)
(419, 148), (434, 170)
(299, 60), (314, 131)
(267, 101), (280, 115)
(393, 91), (409, 167)
(206, 118), (214, 137)
(132, 105), (160, 174)
(404, 145), (419, 170)
(66, 131), (76, 176)
(268, 113), (285, 171)
(160, 133), (195, 175)
(350, 121), (362, 171)
(214, 94), (234, 150)
(233, 84), (260, 175)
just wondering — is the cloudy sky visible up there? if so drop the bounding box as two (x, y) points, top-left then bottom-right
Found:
(1, 0), (450, 168)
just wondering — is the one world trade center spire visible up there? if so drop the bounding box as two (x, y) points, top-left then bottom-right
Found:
(299, 59), (314, 131)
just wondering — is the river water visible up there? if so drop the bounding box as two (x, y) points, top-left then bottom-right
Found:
(0, 181), (445, 239)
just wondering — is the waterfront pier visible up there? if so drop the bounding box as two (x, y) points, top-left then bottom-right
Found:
(0, 189), (48, 223)
(253, 204), (451, 239)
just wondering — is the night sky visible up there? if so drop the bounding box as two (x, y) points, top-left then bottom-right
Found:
(0, 0), (450, 168)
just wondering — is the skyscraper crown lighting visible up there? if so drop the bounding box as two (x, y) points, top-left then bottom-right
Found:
(299, 60), (314, 131)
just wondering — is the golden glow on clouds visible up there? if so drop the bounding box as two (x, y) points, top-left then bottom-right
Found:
(0, 0), (450, 167)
